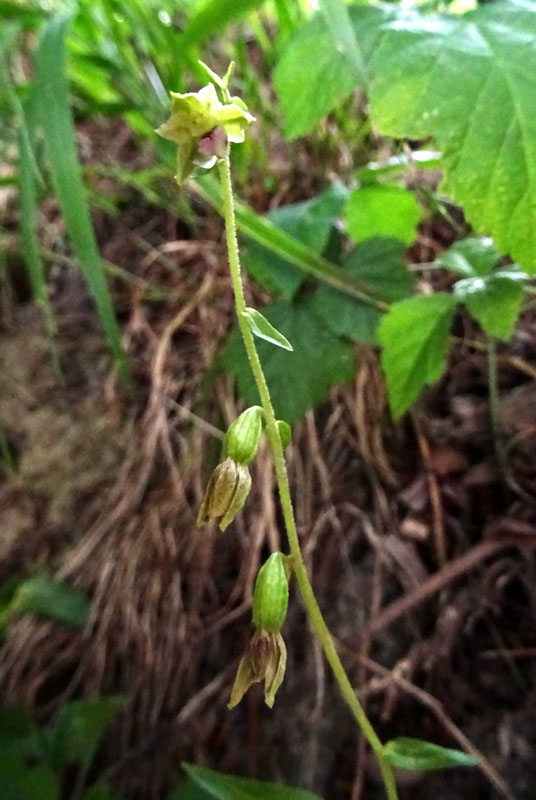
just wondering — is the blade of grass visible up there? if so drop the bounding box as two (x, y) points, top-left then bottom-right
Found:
(179, 0), (269, 49)
(192, 174), (387, 311)
(35, 15), (131, 386)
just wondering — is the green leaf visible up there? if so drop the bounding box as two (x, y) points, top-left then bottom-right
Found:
(20, 766), (59, 800)
(437, 237), (500, 278)
(35, 17), (130, 384)
(48, 697), (122, 771)
(345, 185), (421, 245)
(378, 293), (457, 418)
(81, 783), (122, 800)
(244, 183), (348, 300)
(221, 297), (355, 424)
(179, 0), (268, 49)
(454, 275), (524, 340)
(243, 308), (293, 351)
(10, 577), (90, 629)
(310, 238), (414, 344)
(273, 13), (356, 139)
(383, 737), (479, 772)
(355, 150), (442, 184)
(181, 763), (324, 800)
(365, 0), (536, 273)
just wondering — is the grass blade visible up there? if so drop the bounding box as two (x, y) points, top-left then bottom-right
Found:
(180, 0), (269, 49)
(35, 16), (131, 386)
(193, 174), (387, 311)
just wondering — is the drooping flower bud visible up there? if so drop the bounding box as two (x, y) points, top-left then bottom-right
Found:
(276, 419), (292, 449)
(252, 552), (289, 634)
(224, 406), (263, 466)
(228, 629), (287, 710)
(196, 457), (251, 531)
(228, 553), (290, 709)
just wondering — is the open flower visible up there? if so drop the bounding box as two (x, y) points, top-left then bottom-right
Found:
(156, 82), (255, 185)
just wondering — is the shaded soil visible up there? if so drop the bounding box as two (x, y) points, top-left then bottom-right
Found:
(1, 118), (536, 800)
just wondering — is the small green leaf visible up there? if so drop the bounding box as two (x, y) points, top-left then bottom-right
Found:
(437, 237), (500, 278)
(181, 763), (324, 800)
(454, 276), (524, 340)
(48, 697), (122, 771)
(10, 577), (90, 629)
(345, 185), (421, 245)
(383, 737), (479, 772)
(81, 784), (122, 800)
(276, 420), (292, 448)
(378, 293), (457, 418)
(243, 308), (293, 351)
(222, 298), (355, 424)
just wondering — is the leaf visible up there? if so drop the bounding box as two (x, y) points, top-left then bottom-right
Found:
(454, 275), (524, 340)
(35, 17), (130, 384)
(345, 185), (421, 245)
(221, 297), (355, 424)
(181, 763), (324, 800)
(310, 238), (414, 344)
(243, 308), (293, 351)
(243, 183), (348, 300)
(179, 0), (268, 49)
(365, 0), (536, 273)
(81, 783), (122, 800)
(378, 293), (457, 418)
(20, 766), (59, 800)
(383, 737), (479, 772)
(355, 150), (442, 184)
(437, 237), (500, 277)
(10, 577), (90, 629)
(273, 13), (356, 139)
(48, 697), (122, 771)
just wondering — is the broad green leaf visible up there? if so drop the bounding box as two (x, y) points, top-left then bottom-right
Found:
(345, 185), (421, 245)
(365, 0), (536, 273)
(181, 763), (324, 800)
(318, 0), (368, 88)
(167, 777), (208, 800)
(244, 183), (348, 300)
(454, 275), (524, 340)
(311, 238), (414, 344)
(243, 308), (293, 351)
(35, 17), (130, 384)
(437, 237), (500, 277)
(378, 293), (457, 418)
(221, 297), (355, 424)
(10, 577), (90, 629)
(48, 697), (122, 771)
(273, 13), (356, 139)
(383, 737), (479, 771)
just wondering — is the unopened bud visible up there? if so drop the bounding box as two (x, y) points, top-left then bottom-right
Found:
(224, 406), (263, 466)
(197, 457), (251, 531)
(252, 553), (289, 634)
(276, 420), (291, 449)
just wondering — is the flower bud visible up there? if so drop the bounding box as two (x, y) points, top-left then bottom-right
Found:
(224, 406), (263, 466)
(252, 553), (289, 634)
(276, 420), (291, 449)
(228, 630), (287, 710)
(196, 457), (251, 531)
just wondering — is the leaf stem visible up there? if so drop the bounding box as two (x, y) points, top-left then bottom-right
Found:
(218, 148), (398, 800)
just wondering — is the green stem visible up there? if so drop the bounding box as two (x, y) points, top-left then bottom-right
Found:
(218, 150), (399, 800)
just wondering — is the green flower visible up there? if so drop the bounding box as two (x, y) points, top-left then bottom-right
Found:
(156, 82), (255, 185)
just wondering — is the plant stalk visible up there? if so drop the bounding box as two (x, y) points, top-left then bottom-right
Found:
(218, 149), (399, 800)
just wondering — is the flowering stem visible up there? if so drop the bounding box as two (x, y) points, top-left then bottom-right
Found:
(218, 147), (399, 800)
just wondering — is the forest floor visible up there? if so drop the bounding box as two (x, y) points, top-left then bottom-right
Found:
(1, 117), (536, 800)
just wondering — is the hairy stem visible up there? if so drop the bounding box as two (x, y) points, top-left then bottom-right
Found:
(218, 149), (399, 800)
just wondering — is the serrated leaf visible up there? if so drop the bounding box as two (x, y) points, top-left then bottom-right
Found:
(10, 577), (90, 629)
(310, 238), (414, 344)
(454, 275), (524, 340)
(244, 183), (348, 300)
(383, 737), (479, 772)
(437, 237), (500, 278)
(364, 0), (536, 273)
(243, 308), (293, 351)
(221, 297), (355, 424)
(345, 185), (421, 245)
(181, 763), (324, 800)
(378, 293), (457, 418)
(48, 697), (122, 771)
